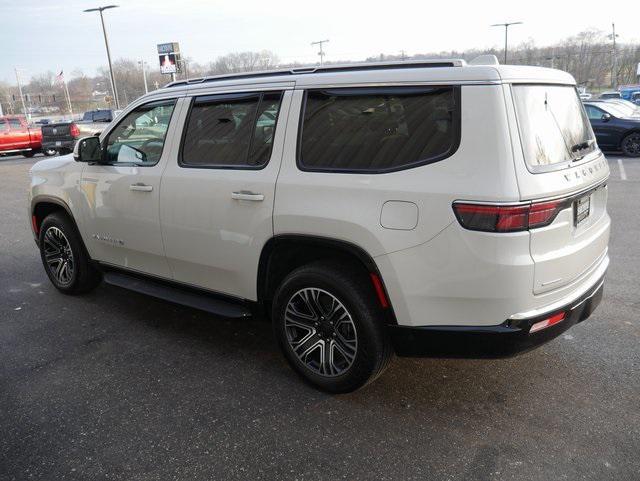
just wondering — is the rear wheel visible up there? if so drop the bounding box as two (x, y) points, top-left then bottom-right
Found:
(272, 262), (392, 393)
(621, 132), (640, 157)
(38, 213), (102, 294)
(43, 148), (57, 156)
(22, 151), (35, 158)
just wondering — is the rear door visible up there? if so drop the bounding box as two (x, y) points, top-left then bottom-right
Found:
(160, 88), (292, 300)
(8, 118), (30, 149)
(584, 104), (614, 147)
(508, 84), (610, 295)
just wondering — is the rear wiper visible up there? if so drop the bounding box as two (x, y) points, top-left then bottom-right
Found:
(570, 139), (595, 161)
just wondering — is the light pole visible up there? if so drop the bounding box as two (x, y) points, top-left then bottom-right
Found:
(14, 68), (29, 120)
(608, 23), (619, 90)
(311, 39), (329, 66)
(491, 21), (523, 64)
(138, 60), (148, 94)
(84, 5), (120, 109)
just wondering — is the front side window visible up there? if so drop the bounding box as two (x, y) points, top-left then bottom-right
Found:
(8, 118), (22, 129)
(181, 91), (283, 168)
(0, 120), (8, 132)
(512, 85), (596, 168)
(104, 100), (176, 165)
(585, 105), (604, 120)
(298, 87), (460, 172)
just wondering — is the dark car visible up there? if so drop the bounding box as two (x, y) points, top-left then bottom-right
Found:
(41, 109), (115, 154)
(584, 101), (640, 156)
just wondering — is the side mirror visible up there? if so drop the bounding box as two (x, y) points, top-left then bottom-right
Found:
(73, 135), (102, 162)
(601, 113), (612, 122)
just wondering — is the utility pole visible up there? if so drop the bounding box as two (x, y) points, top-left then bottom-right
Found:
(14, 68), (28, 120)
(311, 39), (329, 66)
(400, 50), (407, 61)
(138, 60), (148, 94)
(609, 23), (619, 90)
(84, 5), (120, 109)
(491, 21), (523, 64)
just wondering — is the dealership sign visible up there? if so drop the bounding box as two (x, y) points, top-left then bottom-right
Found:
(158, 42), (181, 75)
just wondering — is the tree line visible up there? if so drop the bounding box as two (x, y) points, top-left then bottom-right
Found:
(1, 29), (638, 117)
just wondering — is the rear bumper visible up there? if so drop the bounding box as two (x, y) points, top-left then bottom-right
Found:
(388, 273), (605, 358)
(42, 139), (75, 151)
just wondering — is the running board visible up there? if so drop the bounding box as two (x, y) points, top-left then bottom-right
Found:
(103, 271), (252, 319)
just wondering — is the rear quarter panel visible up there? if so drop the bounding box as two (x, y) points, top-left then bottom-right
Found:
(274, 84), (519, 257)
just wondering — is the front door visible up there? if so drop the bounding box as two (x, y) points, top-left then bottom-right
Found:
(160, 89), (292, 300)
(79, 98), (180, 278)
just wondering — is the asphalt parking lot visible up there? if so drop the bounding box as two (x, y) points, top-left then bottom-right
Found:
(1, 154), (638, 481)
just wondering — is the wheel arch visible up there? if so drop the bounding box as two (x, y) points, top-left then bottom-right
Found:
(257, 235), (397, 324)
(31, 196), (77, 239)
(619, 129), (640, 150)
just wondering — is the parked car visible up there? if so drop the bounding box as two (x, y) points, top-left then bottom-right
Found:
(619, 85), (640, 103)
(599, 91), (622, 99)
(584, 101), (640, 156)
(0, 116), (56, 157)
(41, 109), (115, 154)
(584, 98), (640, 118)
(29, 58), (610, 392)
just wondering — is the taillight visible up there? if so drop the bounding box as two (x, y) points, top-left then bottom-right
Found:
(70, 123), (80, 138)
(453, 200), (565, 233)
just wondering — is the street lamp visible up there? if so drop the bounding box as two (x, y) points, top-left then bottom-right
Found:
(84, 5), (120, 109)
(138, 60), (148, 94)
(491, 21), (523, 64)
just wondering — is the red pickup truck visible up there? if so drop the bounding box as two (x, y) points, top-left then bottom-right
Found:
(0, 116), (55, 158)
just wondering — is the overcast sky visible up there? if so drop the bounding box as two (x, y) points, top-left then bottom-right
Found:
(1, 0), (636, 84)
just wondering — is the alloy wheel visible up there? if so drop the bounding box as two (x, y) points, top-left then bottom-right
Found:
(43, 226), (75, 285)
(284, 287), (358, 377)
(623, 133), (640, 156)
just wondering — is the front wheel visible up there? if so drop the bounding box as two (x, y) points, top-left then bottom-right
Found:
(621, 132), (640, 157)
(22, 151), (36, 158)
(43, 148), (58, 156)
(272, 262), (393, 393)
(38, 213), (102, 294)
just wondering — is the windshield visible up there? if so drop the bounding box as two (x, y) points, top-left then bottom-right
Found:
(513, 85), (597, 167)
(597, 102), (639, 118)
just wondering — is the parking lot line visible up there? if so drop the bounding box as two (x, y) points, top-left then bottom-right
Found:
(617, 158), (627, 180)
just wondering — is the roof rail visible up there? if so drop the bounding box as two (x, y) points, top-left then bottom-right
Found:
(164, 59), (466, 89)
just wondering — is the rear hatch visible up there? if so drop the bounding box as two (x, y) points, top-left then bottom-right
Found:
(41, 122), (72, 141)
(510, 84), (610, 294)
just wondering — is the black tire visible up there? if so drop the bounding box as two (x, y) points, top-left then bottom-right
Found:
(621, 132), (640, 157)
(43, 148), (58, 157)
(272, 261), (393, 393)
(38, 212), (102, 294)
(22, 151), (36, 158)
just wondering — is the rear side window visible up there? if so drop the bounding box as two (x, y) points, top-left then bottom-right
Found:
(298, 86), (460, 173)
(8, 118), (22, 129)
(181, 91), (283, 168)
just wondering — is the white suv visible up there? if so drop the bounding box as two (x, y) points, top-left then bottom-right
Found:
(29, 57), (610, 392)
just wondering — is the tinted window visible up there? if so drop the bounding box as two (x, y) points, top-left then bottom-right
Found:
(0, 121), (8, 132)
(94, 110), (112, 122)
(82, 112), (93, 121)
(104, 100), (176, 165)
(181, 92), (282, 168)
(8, 118), (22, 129)
(299, 87), (459, 172)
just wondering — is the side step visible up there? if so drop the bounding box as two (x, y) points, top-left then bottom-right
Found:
(103, 271), (252, 319)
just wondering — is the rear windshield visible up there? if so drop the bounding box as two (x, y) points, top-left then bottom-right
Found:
(513, 85), (596, 168)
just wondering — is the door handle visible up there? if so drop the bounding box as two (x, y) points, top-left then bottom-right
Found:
(129, 183), (153, 192)
(231, 191), (264, 201)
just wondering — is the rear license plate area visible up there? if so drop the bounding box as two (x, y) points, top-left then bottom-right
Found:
(574, 195), (591, 226)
